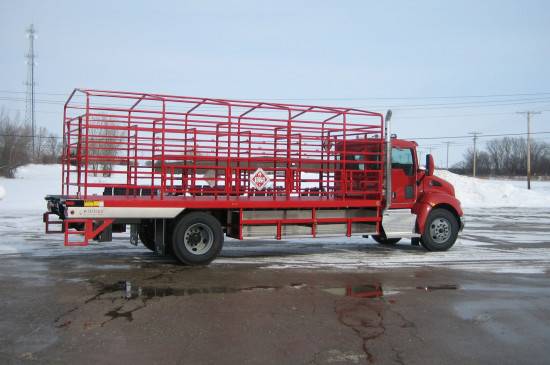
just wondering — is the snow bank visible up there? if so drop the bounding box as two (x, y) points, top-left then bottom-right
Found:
(435, 170), (550, 208)
(0, 164), (62, 212)
(1, 165), (550, 214)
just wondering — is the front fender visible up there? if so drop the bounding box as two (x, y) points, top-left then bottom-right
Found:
(412, 192), (463, 233)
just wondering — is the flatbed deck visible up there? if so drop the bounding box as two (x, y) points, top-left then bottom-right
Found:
(47, 194), (381, 211)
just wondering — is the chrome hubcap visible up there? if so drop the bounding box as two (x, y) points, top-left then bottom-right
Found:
(430, 218), (451, 244)
(184, 223), (213, 255)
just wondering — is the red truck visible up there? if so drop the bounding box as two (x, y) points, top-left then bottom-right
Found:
(44, 89), (464, 265)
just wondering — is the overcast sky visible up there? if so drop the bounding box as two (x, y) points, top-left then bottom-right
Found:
(1, 0), (549, 166)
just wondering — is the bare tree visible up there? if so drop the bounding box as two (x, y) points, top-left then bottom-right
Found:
(486, 139), (504, 175)
(0, 110), (32, 177)
(530, 140), (550, 175)
(35, 126), (61, 163)
(458, 137), (550, 177)
(85, 116), (126, 177)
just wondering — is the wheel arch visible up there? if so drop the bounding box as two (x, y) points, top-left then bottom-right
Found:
(171, 209), (227, 231)
(413, 201), (462, 234)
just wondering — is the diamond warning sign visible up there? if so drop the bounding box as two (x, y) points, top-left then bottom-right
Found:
(250, 168), (271, 191)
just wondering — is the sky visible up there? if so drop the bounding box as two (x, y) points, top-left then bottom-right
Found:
(1, 0), (549, 167)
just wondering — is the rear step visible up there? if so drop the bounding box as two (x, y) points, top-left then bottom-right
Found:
(64, 219), (115, 246)
(44, 212), (64, 234)
(44, 213), (115, 246)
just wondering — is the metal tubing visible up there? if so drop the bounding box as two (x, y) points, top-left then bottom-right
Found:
(60, 89), (384, 205)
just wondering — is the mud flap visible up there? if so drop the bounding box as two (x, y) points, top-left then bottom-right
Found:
(130, 224), (139, 246)
(155, 219), (166, 255)
(93, 221), (112, 242)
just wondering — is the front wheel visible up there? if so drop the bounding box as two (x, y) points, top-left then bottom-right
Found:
(171, 212), (224, 265)
(421, 209), (458, 251)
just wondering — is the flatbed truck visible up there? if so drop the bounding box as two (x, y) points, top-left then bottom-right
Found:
(44, 89), (464, 265)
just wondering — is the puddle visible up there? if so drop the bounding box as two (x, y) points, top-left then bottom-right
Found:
(95, 281), (461, 301)
(94, 281), (384, 300)
(416, 284), (461, 291)
(92, 281), (284, 300)
(322, 284), (383, 299)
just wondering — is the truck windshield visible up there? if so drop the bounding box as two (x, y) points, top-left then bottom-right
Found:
(392, 148), (414, 176)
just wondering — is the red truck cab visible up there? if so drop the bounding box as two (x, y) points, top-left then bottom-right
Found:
(388, 138), (464, 250)
(335, 136), (464, 251)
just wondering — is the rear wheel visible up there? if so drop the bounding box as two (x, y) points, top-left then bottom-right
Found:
(171, 212), (224, 265)
(138, 221), (155, 251)
(421, 209), (458, 251)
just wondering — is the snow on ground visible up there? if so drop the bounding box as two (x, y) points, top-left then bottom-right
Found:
(435, 170), (550, 208)
(0, 164), (62, 211)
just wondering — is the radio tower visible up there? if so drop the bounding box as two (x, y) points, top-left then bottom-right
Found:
(25, 23), (38, 159)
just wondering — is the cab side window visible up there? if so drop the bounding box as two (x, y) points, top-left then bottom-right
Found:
(392, 148), (414, 176)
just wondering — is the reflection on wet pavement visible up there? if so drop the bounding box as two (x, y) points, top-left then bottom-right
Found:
(416, 284), (461, 291)
(95, 281), (385, 301)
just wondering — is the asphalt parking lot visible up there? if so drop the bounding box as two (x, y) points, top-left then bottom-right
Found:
(1, 207), (550, 364)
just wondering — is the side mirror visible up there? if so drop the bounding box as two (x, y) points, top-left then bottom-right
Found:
(426, 154), (434, 176)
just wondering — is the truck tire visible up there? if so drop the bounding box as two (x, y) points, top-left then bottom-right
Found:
(421, 208), (458, 251)
(372, 235), (401, 245)
(171, 212), (224, 265)
(139, 221), (155, 251)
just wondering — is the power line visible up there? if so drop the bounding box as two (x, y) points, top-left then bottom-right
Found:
(0, 107), (59, 115)
(224, 92), (550, 102)
(0, 90), (68, 96)
(387, 99), (550, 111)
(2, 90), (550, 108)
(400, 111), (518, 119)
(412, 131), (550, 140)
(0, 134), (58, 139)
(2, 130), (550, 142)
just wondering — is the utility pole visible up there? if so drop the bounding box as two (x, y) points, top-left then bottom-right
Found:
(517, 111), (541, 189)
(468, 132), (481, 177)
(25, 23), (38, 160)
(444, 141), (453, 170)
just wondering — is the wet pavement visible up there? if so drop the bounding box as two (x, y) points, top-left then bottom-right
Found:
(1, 207), (550, 364)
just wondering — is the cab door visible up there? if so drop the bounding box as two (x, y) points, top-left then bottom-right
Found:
(391, 147), (416, 207)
